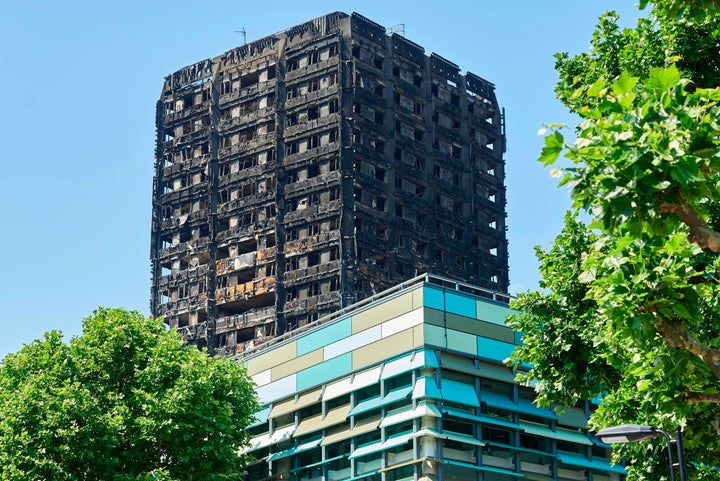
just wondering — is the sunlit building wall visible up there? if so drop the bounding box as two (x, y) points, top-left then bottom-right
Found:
(240, 275), (623, 481)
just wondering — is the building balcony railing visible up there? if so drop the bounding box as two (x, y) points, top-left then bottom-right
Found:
(157, 294), (208, 317)
(283, 141), (340, 168)
(218, 133), (277, 158)
(218, 106), (276, 133)
(215, 276), (276, 303)
(284, 170), (341, 197)
(173, 128), (208, 146)
(215, 306), (276, 334)
(218, 163), (274, 187)
(157, 265), (210, 288)
(216, 247), (275, 276)
(284, 113), (340, 139)
(283, 291), (342, 317)
(283, 199), (342, 226)
(283, 260), (342, 285)
(394, 136), (427, 155)
(160, 209), (209, 231)
(161, 155), (210, 177)
(217, 191), (275, 215)
(157, 237), (211, 260)
(218, 80), (277, 106)
(162, 102), (208, 126)
(216, 251), (256, 276)
(160, 184), (207, 205)
(285, 230), (340, 255)
(285, 84), (339, 110)
(216, 219), (276, 244)
(285, 57), (339, 83)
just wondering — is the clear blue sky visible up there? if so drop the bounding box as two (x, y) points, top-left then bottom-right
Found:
(0, 0), (642, 359)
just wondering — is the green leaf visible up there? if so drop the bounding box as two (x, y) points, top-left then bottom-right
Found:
(613, 71), (639, 95)
(539, 130), (565, 166)
(646, 64), (682, 92)
(670, 158), (703, 185)
(578, 269), (596, 283)
(587, 78), (607, 97)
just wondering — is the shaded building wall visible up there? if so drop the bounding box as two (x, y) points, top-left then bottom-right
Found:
(151, 12), (508, 356)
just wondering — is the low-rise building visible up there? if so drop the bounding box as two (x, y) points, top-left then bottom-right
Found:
(239, 275), (623, 481)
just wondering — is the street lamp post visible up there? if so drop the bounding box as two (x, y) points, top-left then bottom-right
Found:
(595, 424), (688, 481)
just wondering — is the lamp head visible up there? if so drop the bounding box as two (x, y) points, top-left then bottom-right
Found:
(595, 424), (659, 444)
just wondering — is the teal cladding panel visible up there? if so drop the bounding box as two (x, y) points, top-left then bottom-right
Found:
(480, 392), (556, 420)
(297, 317), (352, 356)
(477, 337), (515, 362)
(557, 454), (626, 474)
(423, 286), (445, 310)
(424, 349), (440, 368)
(296, 353), (352, 391)
(445, 291), (476, 318)
(443, 407), (521, 430)
(480, 391), (515, 411)
(267, 437), (322, 461)
(517, 398), (557, 419)
(348, 386), (412, 416)
(520, 423), (591, 445)
(441, 379), (480, 407)
(349, 432), (415, 459)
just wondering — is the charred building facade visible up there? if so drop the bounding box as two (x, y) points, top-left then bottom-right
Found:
(150, 12), (508, 357)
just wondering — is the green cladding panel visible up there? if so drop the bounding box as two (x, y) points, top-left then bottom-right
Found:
(476, 300), (514, 326)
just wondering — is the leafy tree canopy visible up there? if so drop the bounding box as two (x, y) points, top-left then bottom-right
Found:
(0, 308), (259, 481)
(509, 1), (720, 479)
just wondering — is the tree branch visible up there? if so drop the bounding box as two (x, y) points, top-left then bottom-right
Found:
(659, 198), (720, 252)
(686, 392), (720, 403)
(655, 313), (720, 379)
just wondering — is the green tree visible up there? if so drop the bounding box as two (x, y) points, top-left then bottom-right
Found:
(0, 308), (259, 481)
(510, 1), (720, 479)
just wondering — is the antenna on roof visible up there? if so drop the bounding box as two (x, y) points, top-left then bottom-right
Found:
(386, 24), (405, 36)
(235, 27), (247, 45)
